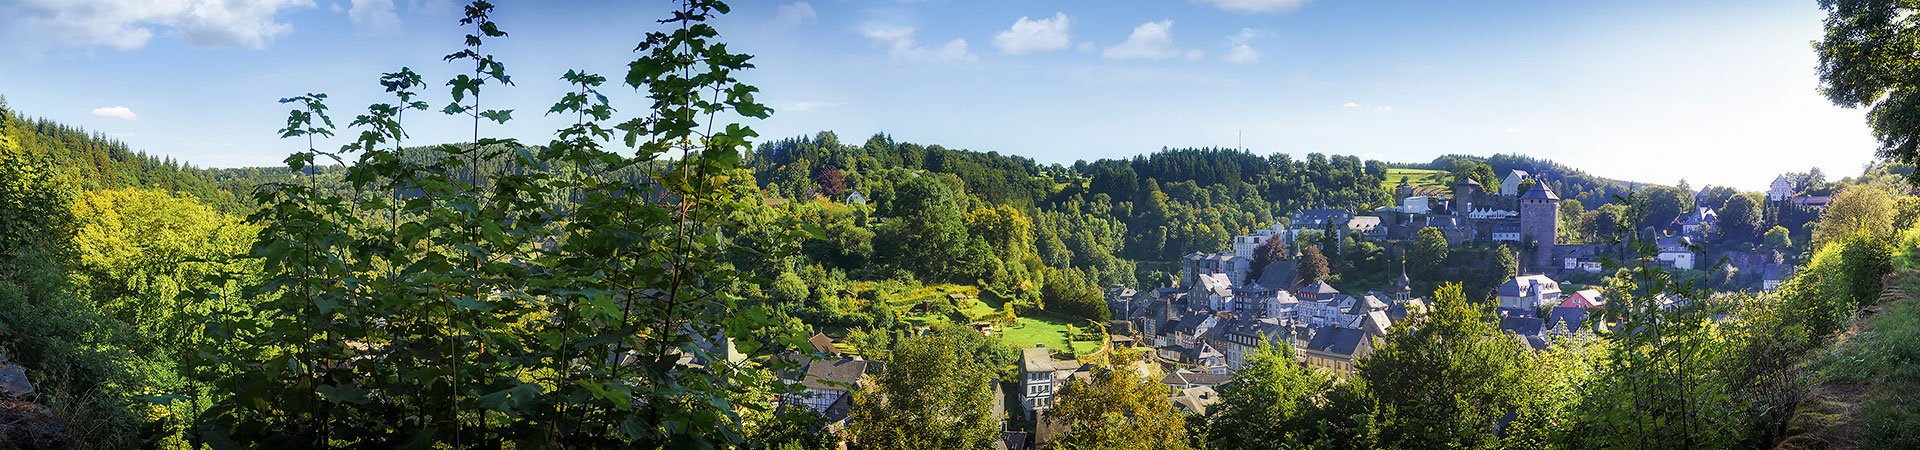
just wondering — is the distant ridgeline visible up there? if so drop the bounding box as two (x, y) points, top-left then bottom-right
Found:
(1428, 154), (1642, 207)
(0, 101), (253, 213)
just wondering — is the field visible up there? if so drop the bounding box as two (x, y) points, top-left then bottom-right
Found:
(997, 313), (1104, 357)
(1383, 168), (1451, 193)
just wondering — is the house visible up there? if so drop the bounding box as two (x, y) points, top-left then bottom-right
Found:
(1202, 317), (1291, 369)
(1297, 280), (1342, 301)
(1169, 386), (1221, 415)
(1656, 236), (1697, 270)
(1768, 175), (1794, 202)
(1021, 348), (1082, 419)
(1501, 170), (1533, 196)
(1556, 244), (1606, 273)
(1300, 327), (1377, 374)
(1680, 207), (1717, 236)
(844, 190), (868, 205)
(1546, 306), (1604, 336)
(780, 356), (869, 423)
(1491, 220), (1523, 242)
(1162, 371), (1233, 390)
(1192, 273), (1237, 312)
(1764, 265), (1795, 292)
(1497, 275), (1564, 312)
(808, 333), (840, 356)
(1559, 289), (1604, 309)
(1792, 195), (1832, 210)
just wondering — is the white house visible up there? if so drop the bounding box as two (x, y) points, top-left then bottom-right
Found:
(1497, 275), (1563, 312)
(1656, 237), (1697, 271)
(1768, 175), (1793, 202)
(1501, 170), (1533, 196)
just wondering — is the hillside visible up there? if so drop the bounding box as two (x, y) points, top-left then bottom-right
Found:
(0, 101), (252, 214)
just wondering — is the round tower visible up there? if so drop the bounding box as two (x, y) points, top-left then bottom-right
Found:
(1519, 181), (1560, 270)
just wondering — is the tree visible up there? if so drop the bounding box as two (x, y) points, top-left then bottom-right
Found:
(1201, 340), (1332, 449)
(1812, 185), (1895, 248)
(1296, 245), (1330, 287)
(883, 175), (972, 281)
(1816, 0), (1920, 181)
(1640, 185), (1694, 232)
(1558, 198), (1585, 243)
(1245, 237), (1287, 284)
(1765, 225), (1793, 251)
(193, 2), (809, 446)
(1718, 192), (1765, 243)
(1356, 283), (1544, 449)
(816, 165), (847, 197)
(849, 326), (999, 450)
(1409, 227), (1450, 292)
(1048, 365), (1193, 450)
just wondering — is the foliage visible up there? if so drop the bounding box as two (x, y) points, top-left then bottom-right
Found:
(1295, 246), (1329, 288)
(0, 110), (147, 447)
(1765, 225), (1793, 251)
(1811, 184), (1896, 249)
(1244, 236), (1287, 285)
(191, 1), (809, 447)
(1048, 364), (1192, 450)
(1816, 0), (1920, 182)
(848, 326), (1000, 449)
(1355, 283), (1544, 449)
(1409, 227), (1450, 293)
(1718, 192), (1765, 243)
(1199, 340), (1332, 450)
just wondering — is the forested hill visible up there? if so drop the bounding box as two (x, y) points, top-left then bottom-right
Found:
(0, 101), (251, 213)
(1430, 153), (1642, 207)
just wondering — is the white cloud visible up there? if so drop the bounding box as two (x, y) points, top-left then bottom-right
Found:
(1377, 105), (1394, 112)
(1186, 49), (1205, 61)
(1195, 0), (1312, 14)
(91, 106), (137, 120)
(349, 0), (401, 36)
(1343, 102), (1361, 108)
(1227, 27), (1269, 44)
(863, 26), (976, 63)
(1103, 20), (1191, 60)
(1076, 42), (1094, 52)
(1225, 44), (1259, 64)
(4, 0), (312, 50)
(993, 13), (1070, 55)
(776, 2), (816, 26)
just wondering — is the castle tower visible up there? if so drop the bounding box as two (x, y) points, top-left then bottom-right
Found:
(1454, 176), (1483, 216)
(1519, 181), (1560, 270)
(1396, 178), (1414, 202)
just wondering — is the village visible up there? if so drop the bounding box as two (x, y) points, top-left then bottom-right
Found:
(772, 168), (1828, 449)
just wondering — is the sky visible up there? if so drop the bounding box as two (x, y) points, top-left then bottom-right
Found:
(0, 0), (1884, 191)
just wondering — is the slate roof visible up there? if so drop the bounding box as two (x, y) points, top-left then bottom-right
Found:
(1197, 273), (1235, 297)
(1300, 280), (1341, 296)
(808, 333), (839, 355)
(1170, 386), (1221, 415)
(1546, 306), (1591, 333)
(1162, 371), (1233, 387)
(1521, 182), (1560, 201)
(1498, 316), (1545, 337)
(1498, 275), (1560, 298)
(800, 358), (868, 392)
(1022, 347), (1056, 373)
(1346, 294), (1389, 315)
(1303, 326), (1374, 358)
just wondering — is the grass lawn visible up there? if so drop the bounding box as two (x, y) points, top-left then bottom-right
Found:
(1383, 168), (1450, 192)
(998, 313), (1105, 357)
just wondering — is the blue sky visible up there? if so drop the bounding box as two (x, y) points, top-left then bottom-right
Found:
(0, 0), (1880, 191)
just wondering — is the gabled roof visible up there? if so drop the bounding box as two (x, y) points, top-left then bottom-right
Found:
(1499, 316), (1545, 337)
(1498, 275), (1561, 297)
(1162, 371), (1233, 387)
(1521, 182), (1560, 201)
(1022, 347), (1056, 373)
(1546, 306), (1592, 333)
(1559, 290), (1604, 308)
(1300, 280), (1341, 296)
(1346, 294), (1389, 315)
(800, 358), (869, 392)
(1304, 326), (1374, 358)
(808, 333), (839, 355)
